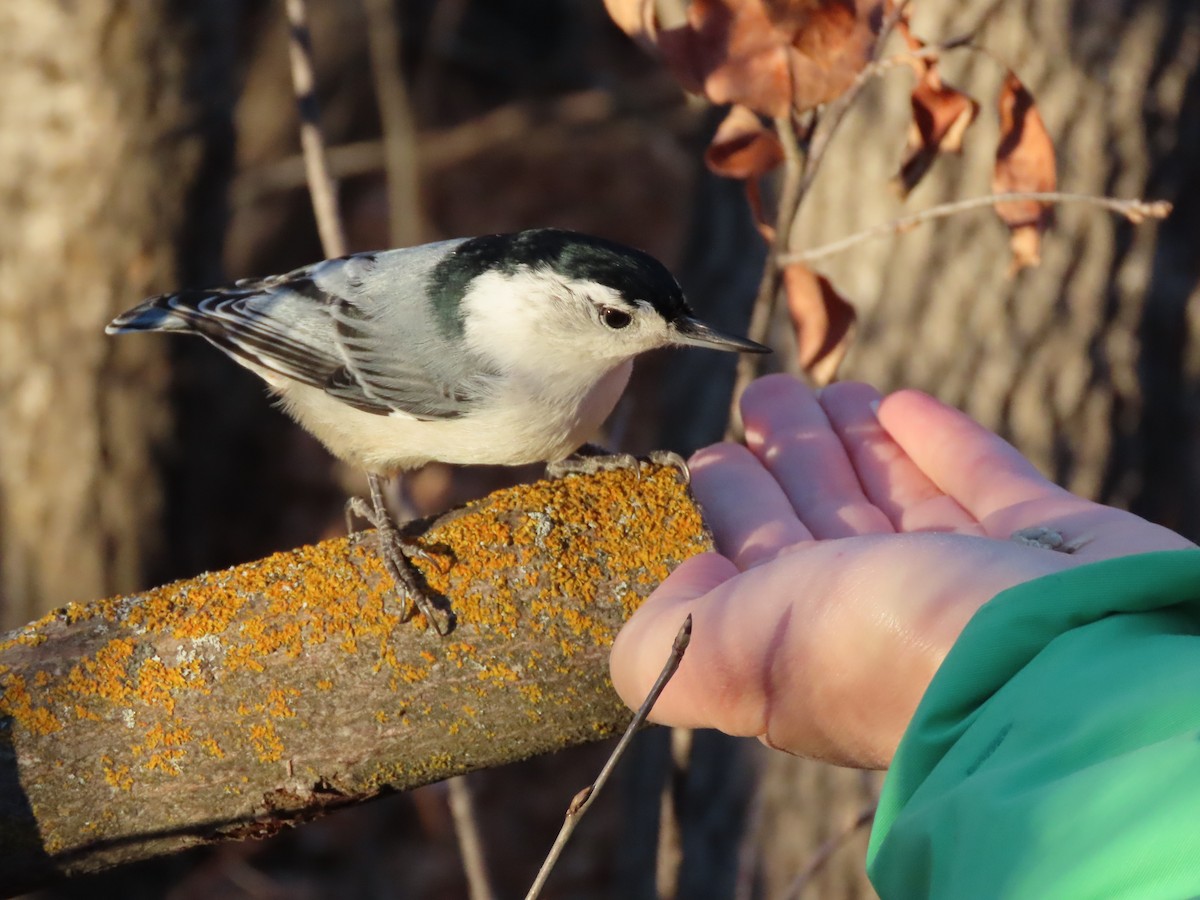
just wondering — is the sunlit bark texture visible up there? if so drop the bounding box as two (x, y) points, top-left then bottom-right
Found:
(0, 465), (708, 895)
(0, 2), (234, 628)
(747, 2), (1200, 896)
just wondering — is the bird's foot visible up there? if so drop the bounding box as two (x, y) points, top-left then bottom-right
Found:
(546, 448), (690, 484)
(348, 477), (455, 635)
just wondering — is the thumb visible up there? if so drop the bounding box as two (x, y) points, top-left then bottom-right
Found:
(610, 552), (738, 719)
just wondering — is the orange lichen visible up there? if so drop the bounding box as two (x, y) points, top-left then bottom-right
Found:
(61, 638), (136, 704)
(0, 673), (63, 735)
(248, 721), (284, 764)
(0, 628), (50, 653)
(101, 756), (134, 792)
(144, 750), (185, 776)
(265, 688), (300, 718)
(0, 462), (709, 828)
(135, 657), (205, 715)
(200, 738), (225, 759)
(519, 684), (545, 705)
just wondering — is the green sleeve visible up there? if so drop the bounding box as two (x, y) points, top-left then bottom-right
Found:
(867, 549), (1200, 898)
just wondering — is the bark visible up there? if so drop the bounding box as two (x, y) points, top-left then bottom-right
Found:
(0, 463), (709, 896)
(0, 1), (235, 629)
(750, 2), (1200, 897)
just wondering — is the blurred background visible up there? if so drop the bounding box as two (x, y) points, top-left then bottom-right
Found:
(2, 0), (1198, 896)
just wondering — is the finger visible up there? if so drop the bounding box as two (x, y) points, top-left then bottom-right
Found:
(610, 550), (775, 738)
(689, 443), (813, 568)
(819, 382), (981, 534)
(610, 552), (768, 734)
(740, 374), (894, 538)
(875, 389), (1079, 527)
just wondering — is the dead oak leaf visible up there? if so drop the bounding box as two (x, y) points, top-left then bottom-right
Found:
(705, 104), (785, 178)
(656, 0), (885, 118)
(705, 104), (785, 237)
(993, 70), (1056, 272)
(895, 66), (979, 195)
(783, 263), (857, 386)
(890, 17), (979, 196)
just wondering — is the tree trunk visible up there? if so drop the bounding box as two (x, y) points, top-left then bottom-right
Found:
(752, 1), (1200, 896)
(0, 1), (235, 629)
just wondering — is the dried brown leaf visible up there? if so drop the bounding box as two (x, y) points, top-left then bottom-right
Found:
(706, 105), (785, 236)
(657, 0), (885, 118)
(895, 69), (979, 196)
(705, 104), (785, 178)
(783, 263), (857, 386)
(891, 17), (979, 195)
(993, 70), (1056, 272)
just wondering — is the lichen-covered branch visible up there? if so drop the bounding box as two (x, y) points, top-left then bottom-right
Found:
(0, 463), (710, 896)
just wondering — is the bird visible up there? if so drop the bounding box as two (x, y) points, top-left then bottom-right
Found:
(107, 227), (769, 633)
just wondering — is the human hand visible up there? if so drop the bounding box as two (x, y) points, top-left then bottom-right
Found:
(611, 375), (1194, 768)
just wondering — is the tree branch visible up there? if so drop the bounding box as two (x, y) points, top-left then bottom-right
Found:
(284, 0), (347, 257)
(0, 463), (709, 896)
(778, 193), (1174, 266)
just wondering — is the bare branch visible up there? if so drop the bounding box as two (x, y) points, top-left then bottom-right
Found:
(448, 775), (497, 900)
(230, 88), (689, 208)
(655, 725), (694, 898)
(0, 463), (709, 896)
(727, 112), (806, 439)
(361, 0), (425, 246)
(284, 0), (347, 257)
(781, 804), (877, 899)
(779, 193), (1173, 266)
(727, 8), (919, 431)
(525, 615), (693, 900)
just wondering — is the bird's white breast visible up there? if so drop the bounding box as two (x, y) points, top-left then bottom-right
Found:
(272, 359), (633, 473)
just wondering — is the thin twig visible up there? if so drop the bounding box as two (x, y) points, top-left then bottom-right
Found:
(448, 775), (498, 900)
(362, 0), (425, 246)
(778, 193), (1174, 266)
(655, 726), (694, 898)
(284, 0), (347, 258)
(231, 88), (645, 207)
(525, 615), (694, 900)
(727, 8), (917, 430)
(782, 803), (877, 899)
(727, 113), (806, 439)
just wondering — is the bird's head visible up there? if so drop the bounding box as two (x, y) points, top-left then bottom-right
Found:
(430, 228), (769, 375)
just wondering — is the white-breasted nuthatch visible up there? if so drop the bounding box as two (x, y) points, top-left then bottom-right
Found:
(107, 228), (768, 632)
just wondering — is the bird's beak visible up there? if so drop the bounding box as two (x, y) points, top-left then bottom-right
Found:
(671, 317), (771, 354)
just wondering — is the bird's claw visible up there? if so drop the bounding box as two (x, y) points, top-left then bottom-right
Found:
(547, 451), (640, 479)
(545, 448), (690, 484)
(354, 475), (456, 635)
(647, 450), (690, 484)
(374, 525), (456, 636)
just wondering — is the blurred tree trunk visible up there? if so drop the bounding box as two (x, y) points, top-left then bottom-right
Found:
(0, 2), (235, 628)
(743, 1), (1200, 897)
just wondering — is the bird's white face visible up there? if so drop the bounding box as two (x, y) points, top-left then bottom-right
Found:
(459, 266), (680, 378)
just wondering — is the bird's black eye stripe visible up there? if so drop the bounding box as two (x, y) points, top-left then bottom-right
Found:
(601, 307), (632, 329)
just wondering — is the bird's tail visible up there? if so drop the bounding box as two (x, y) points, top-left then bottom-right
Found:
(105, 293), (206, 335)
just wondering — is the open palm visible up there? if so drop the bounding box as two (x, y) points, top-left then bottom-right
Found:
(611, 375), (1193, 768)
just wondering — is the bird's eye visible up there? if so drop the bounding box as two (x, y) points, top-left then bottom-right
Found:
(601, 307), (632, 330)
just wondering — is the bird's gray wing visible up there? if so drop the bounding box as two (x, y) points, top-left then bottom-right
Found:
(316, 246), (499, 419)
(111, 244), (494, 420)
(324, 287), (491, 419)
